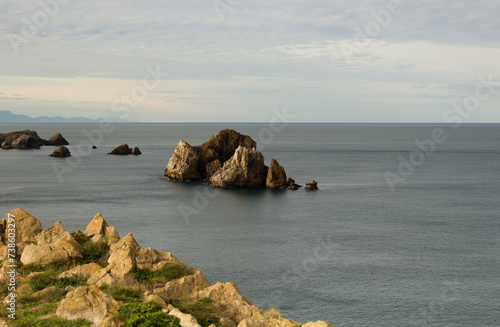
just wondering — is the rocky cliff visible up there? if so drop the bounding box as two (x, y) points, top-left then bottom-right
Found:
(0, 209), (331, 327)
(165, 129), (292, 189)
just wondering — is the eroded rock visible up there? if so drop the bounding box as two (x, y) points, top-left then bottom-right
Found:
(50, 145), (71, 157)
(45, 133), (69, 146)
(266, 159), (287, 189)
(20, 240), (83, 266)
(36, 220), (73, 245)
(56, 285), (119, 326)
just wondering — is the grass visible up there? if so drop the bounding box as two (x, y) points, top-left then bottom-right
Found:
(73, 232), (110, 265)
(117, 303), (181, 327)
(100, 284), (143, 302)
(131, 263), (194, 284)
(18, 261), (70, 276)
(29, 271), (87, 293)
(171, 297), (220, 327)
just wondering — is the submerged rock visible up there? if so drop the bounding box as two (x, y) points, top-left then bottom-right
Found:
(44, 133), (69, 146)
(50, 145), (71, 157)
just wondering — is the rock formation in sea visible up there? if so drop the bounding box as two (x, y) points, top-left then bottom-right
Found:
(44, 133), (70, 146)
(50, 145), (71, 157)
(305, 180), (319, 191)
(108, 144), (142, 155)
(165, 129), (299, 189)
(0, 208), (332, 327)
(287, 178), (302, 191)
(0, 130), (45, 149)
(0, 130), (69, 149)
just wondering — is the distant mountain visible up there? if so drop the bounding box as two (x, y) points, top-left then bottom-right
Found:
(0, 110), (132, 123)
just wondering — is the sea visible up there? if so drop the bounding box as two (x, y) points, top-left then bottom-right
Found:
(0, 123), (499, 326)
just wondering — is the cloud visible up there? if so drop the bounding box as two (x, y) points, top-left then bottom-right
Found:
(0, 0), (499, 122)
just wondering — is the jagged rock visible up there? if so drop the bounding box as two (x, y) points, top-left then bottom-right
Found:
(160, 270), (211, 299)
(206, 159), (222, 179)
(108, 144), (140, 155)
(36, 220), (74, 245)
(193, 282), (261, 323)
(107, 233), (142, 278)
(136, 247), (179, 271)
(305, 181), (319, 191)
(165, 129), (258, 181)
(302, 322), (332, 327)
(59, 263), (103, 279)
(266, 159), (287, 189)
(45, 133), (69, 146)
(164, 140), (202, 180)
(84, 213), (120, 242)
(167, 306), (202, 327)
(50, 145), (71, 157)
(87, 267), (117, 287)
(56, 285), (119, 326)
(0, 130), (44, 149)
(20, 240), (83, 266)
(1, 208), (42, 244)
(210, 146), (268, 188)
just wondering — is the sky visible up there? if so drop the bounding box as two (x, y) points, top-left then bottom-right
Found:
(0, 0), (499, 123)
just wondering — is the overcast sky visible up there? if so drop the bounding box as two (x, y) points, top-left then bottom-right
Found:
(1, 0), (499, 122)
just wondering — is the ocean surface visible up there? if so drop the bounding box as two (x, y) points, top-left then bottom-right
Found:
(0, 123), (499, 326)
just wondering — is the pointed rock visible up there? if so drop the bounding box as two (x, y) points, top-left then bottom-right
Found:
(45, 133), (69, 146)
(107, 233), (141, 278)
(84, 213), (109, 237)
(164, 140), (202, 180)
(266, 158), (287, 189)
(36, 220), (73, 245)
(1, 209), (42, 244)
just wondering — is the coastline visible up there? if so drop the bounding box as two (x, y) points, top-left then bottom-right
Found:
(0, 208), (331, 327)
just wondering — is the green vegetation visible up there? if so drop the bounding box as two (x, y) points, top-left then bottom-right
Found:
(117, 303), (181, 327)
(171, 297), (220, 327)
(100, 284), (142, 302)
(18, 261), (70, 276)
(131, 263), (193, 284)
(73, 232), (110, 265)
(29, 271), (87, 292)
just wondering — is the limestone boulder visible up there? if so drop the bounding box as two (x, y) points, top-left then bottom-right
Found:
(56, 285), (119, 326)
(50, 145), (71, 157)
(210, 146), (268, 188)
(164, 140), (201, 180)
(266, 159), (287, 189)
(136, 247), (178, 271)
(20, 240), (83, 266)
(59, 263), (103, 279)
(36, 220), (73, 245)
(83, 213), (120, 242)
(160, 270), (211, 299)
(87, 267), (117, 287)
(167, 307), (202, 327)
(237, 311), (301, 327)
(1, 209), (42, 244)
(193, 282), (261, 323)
(107, 233), (141, 278)
(45, 133), (69, 146)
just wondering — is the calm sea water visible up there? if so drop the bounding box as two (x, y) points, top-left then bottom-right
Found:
(1, 123), (499, 326)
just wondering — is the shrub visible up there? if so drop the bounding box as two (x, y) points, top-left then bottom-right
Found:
(29, 272), (87, 292)
(100, 284), (142, 302)
(172, 297), (220, 327)
(117, 303), (181, 327)
(132, 263), (193, 283)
